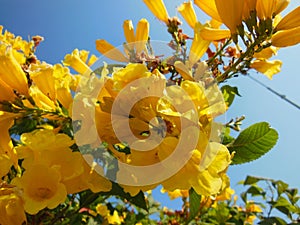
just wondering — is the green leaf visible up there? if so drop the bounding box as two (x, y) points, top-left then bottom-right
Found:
(243, 175), (263, 185)
(101, 182), (148, 210)
(258, 217), (287, 225)
(228, 122), (278, 165)
(221, 85), (241, 107)
(222, 127), (235, 145)
(188, 188), (201, 222)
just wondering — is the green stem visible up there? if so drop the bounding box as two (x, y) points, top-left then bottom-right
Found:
(207, 39), (232, 66)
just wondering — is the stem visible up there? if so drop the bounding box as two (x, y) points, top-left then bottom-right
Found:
(207, 39), (232, 66)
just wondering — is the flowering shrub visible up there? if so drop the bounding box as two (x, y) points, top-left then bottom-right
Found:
(0, 0), (300, 224)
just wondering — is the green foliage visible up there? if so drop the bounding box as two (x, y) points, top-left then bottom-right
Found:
(221, 85), (241, 107)
(188, 188), (201, 222)
(228, 122), (279, 164)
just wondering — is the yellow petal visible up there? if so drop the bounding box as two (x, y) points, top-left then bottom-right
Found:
(251, 59), (282, 79)
(253, 46), (278, 59)
(200, 27), (231, 41)
(95, 39), (129, 62)
(243, 0), (257, 19)
(143, 0), (169, 24)
(0, 78), (15, 102)
(0, 111), (18, 167)
(189, 23), (211, 65)
(256, 0), (276, 20)
(30, 63), (56, 100)
(0, 45), (28, 96)
(174, 61), (193, 81)
(135, 18), (149, 54)
(63, 49), (92, 75)
(194, 0), (222, 22)
(215, 0), (244, 34)
(178, 1), (198, 29)
(272, 27), (300, 47)
(123, 20), (135, 44)
(275, 6), (300, 31)
(273, 0), (290, 15)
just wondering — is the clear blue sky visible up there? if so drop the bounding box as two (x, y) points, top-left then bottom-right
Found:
(1, 0), (299, 209)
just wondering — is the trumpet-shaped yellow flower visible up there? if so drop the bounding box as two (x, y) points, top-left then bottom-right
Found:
(0, 111), (19, 167)
(0, 184), (27, 225)
(143, 0), (169, 24)
(200, 27), (231, 41)
(96, 18), (150, 62)
(28, 85), (57, 111)
(0, 44), (28, 96)
(215, 0), (244, 34)
(253, 46), (278, 59)
(178, 1), (198, 29)
(273, 0), (290, 16)
(96, 39), (129, 62)
(251, 59), (282, 79)
(0, 154), (13, 178)
(63, 49), (93, 75)
(123, 20), (135, 44)
(62, 155), (112, 194)
(194, 0), (221, 22)
(12, 164), (67, 214)
(135, 18), (149, 54)
(256, 0), (276, 20)
(275, 6), (300, 31)
(189, 23), (211, 66)
(0, 78), (15, 102)
(30, 63), (56, 100)
(272, 27), (300, 47)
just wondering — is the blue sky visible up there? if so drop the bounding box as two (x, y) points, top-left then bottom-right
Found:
(1, 0), (300, 209)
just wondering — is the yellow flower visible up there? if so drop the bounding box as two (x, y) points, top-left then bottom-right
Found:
(256, 0), (276, 20)
(143, 0), (169, 24)
(253, 46), (278, 59)
(0, 78), (16, 102)
(28, 85), (57, 111)
(63, 49), (93, 75)
(194, 0), (221, 22)
(189, 22), (211, 66)
(123, 20), (135, 44)
(11, 164), (67, 214)
(62, 154), (112, 194)
(0, 154), (13, 178)
(96, 204), (109, 216)
(272, 27), (300, 47)
(178, 1), (198, 29)
(243, 0), (257, 20)
(135, 18), (149, 54)
(161, 188), (189, 200)
(30, 62), (56, 100)
(96, 18), (150, 61)
(0, 183), (27, 225)
(275, 6), (300, 31)
(215, 0), (244, 35)
(96, 39), (129, 62)
(200, 27), (231, 41)
(251, 59), (282, 79)
(0, 111), (19, 167)
(0, 44), (28, 96)
(107, 210), (124, 224)
(273, 0), (290, 16)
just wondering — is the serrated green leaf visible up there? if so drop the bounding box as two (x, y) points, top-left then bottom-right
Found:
(188, 188), (201, 223)
(221, 85), (241, 107)
(228, 122), (278, 165)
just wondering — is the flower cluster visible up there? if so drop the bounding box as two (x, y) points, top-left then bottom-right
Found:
(0, 0), (299, 223)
